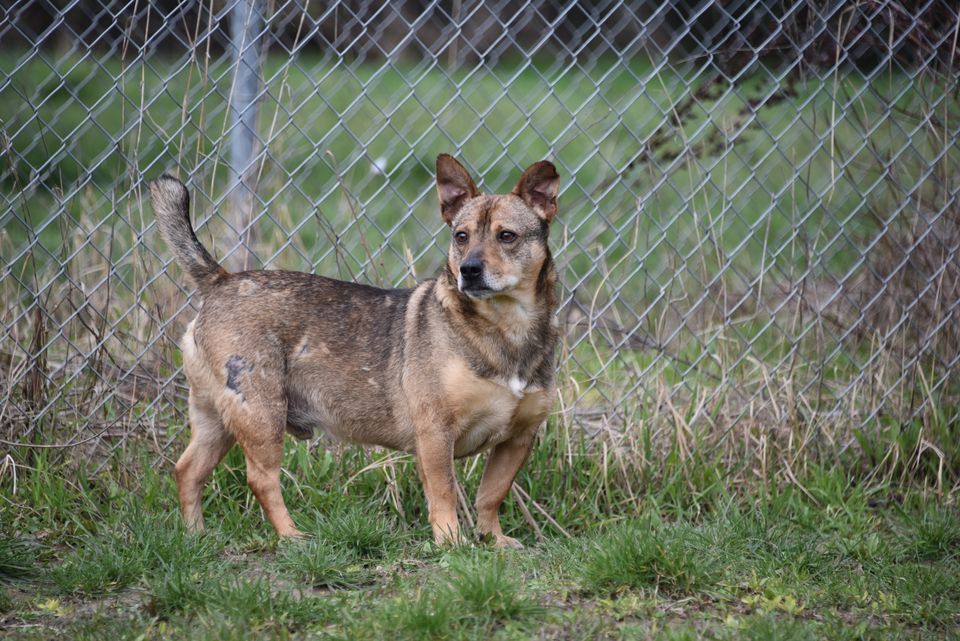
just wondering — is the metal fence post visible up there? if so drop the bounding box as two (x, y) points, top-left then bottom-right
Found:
(227, 0), (263, 271)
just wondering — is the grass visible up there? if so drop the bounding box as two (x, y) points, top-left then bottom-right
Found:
(275, 505), (405, 588)
(579, 519), (718, 596)
(1, 448), (959, 640)
(50, 510), (221, 595)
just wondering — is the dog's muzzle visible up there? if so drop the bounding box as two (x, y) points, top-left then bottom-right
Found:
(458, 256), (492, 297)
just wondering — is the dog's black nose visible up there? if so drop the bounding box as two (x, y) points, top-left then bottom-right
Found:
(460, 256), (483, 279)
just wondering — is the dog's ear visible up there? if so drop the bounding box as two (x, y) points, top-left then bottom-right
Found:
(436, 154), (479, 226)
(513, 160), (560, 222)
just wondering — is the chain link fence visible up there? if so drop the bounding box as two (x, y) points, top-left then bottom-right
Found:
(2, 1), (959, 484)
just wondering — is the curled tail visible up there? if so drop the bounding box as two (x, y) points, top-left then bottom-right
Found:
(149, 174), (225, 293)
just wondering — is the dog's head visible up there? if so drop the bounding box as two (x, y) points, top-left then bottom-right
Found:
(436, 154), (559, 300)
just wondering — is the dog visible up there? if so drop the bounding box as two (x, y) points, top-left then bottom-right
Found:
(149, 154), (559, 548)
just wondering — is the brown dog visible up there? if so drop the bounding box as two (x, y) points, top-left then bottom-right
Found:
(149, 155), (559, 548)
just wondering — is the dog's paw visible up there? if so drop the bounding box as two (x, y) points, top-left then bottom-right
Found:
(478, 532), (525, 550)
(495, 534), (525, 550)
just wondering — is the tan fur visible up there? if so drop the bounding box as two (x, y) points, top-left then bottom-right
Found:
(150, 155), (560, 547)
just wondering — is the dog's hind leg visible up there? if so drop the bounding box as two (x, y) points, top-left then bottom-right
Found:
(175, 394), (235, 532)
(218, 364), (302, 539)
(238, 426), (301, 538)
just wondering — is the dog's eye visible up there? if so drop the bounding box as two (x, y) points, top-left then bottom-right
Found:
(498, 230), (517, 243)
(454, 231), (469, 245)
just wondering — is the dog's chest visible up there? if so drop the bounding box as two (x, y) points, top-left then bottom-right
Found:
(453, 389), (520, 457)
(446, 364), (529, 458)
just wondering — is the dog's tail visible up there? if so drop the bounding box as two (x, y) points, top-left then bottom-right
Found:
(149, 174), (226, 293)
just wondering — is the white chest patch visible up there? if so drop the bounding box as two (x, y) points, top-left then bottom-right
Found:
(507, 375), (526, 398)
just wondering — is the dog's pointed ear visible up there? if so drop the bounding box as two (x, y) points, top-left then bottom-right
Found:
(436, 154), (479, 226)
(513, 160), (560, 222)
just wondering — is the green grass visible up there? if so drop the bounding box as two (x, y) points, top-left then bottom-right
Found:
(0, 537), (35, 584)
(580, 518), (719, 596)
(275, 504), (406, 589)
(443, 552), (541, 621)
(1, 448), (958, 640)
(50, 509), (221, 595)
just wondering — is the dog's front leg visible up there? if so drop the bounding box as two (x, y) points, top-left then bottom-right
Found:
(415, 430), (459, 545)
(474, 434), (536, 549)
(475, 389), (552, 549)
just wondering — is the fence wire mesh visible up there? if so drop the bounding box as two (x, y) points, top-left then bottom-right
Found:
(2, 0), (959, 481)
